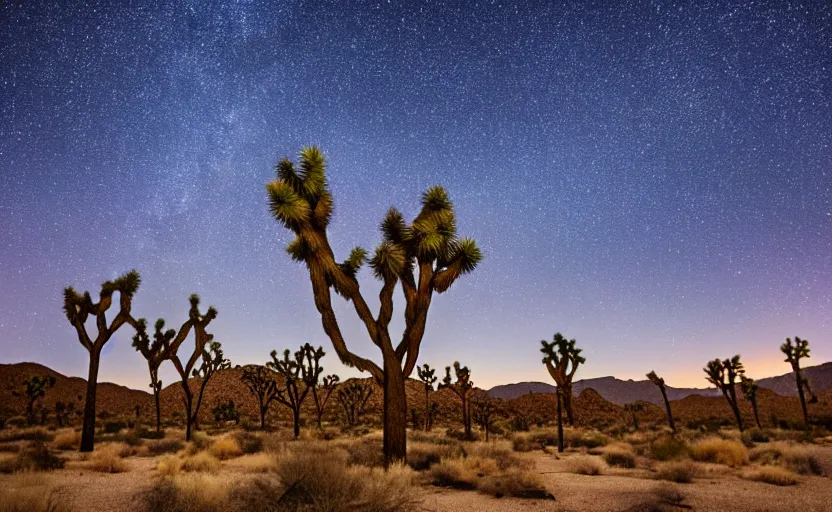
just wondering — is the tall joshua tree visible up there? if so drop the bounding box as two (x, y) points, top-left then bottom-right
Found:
(132, 319), (175, 432)
(63, 270), (143, 451)
(337, 380), (374, 427)
(740, 376), (762, 429)
(417, 364), (438, 431)
(704, 355), (745, 432)
(268, 343), (321, 438)
(646, 371), (676, 433)
(12, 375), (56, 425)
(190, 341), (230, 432)
(267, 147), (481, 463)
(781, 337), (815, 427)
(164, 294), (220, 441)
(439, 362), (475, 438)
(540, 333), (585, 453)
(241, 366), (280, 429)
(312, 374), (340, 429)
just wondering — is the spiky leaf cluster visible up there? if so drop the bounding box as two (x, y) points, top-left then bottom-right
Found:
(646, 371), (665, 389)
(13, 375), (56, 402)
(439, 361), (474, 397)
(740, 376), (758, 402)
(540, 333), (585, 387)
(417, 363), (437, 391)
(781, 337), (810, 365)
(193, 341), (230, 379)
(704, 355), (745, 390)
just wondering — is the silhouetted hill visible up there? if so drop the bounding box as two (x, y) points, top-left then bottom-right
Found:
(756, 362), (832, 397)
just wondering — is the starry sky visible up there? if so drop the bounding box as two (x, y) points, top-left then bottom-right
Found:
(1, 1), (830, 392)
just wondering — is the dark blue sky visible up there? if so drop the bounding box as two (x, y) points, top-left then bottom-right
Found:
(1, 1), (830, 389)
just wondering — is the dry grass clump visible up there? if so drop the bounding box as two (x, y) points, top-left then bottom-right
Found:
(565, 455), (606, 475)
(0, 428), (53, 444)
(654, 461), (699, 483)
(156, 455), (183, 476)
(603, 448), (637, 468)
(471, 442), (530, 471)
(232, 431), (264, 454)
(234, 453), (278, 473)
(749, 442), (823, 475)
(479, 469), (554, 500)
(209, 436), (243, 460)
(51, 431), (81, 451)
(407, 442), (463, 471)
(0, 442), (64, 473)
(147, 438), (184, 456)
(335, 436), (385, 468)
(181, 452), (221, 473)
(742, 466), (799, 486)
(689, 437), (748, 467)
(565, 429), (608, 449)
(649, 436), (688, 461)
(511, 432), (540, 452)
(427, 459), (479, 489)
(87, 444), (128, 473)
(144, 474), (230, 512)
(0, 475), (69, 512)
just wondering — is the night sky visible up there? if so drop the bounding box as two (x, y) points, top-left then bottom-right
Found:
(1, 1), (830, 391)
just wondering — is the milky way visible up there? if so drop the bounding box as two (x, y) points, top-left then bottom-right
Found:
(1, 1), (830, 389)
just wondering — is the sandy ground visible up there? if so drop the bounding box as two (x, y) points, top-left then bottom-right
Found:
(2, 445), (832, 512)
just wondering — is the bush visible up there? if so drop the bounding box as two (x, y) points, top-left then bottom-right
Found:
(742, 428), (770, 446)
(650, 437), (689, 461)
(690, 438), (748, 467)
(602, 448), (636, 468)
(511, 433), (539, 452)
(143, 474), (229, 512)
(655, 461), (699, 483)
(0, 428), (53, 443)
(0, 476), (69, 512)
(208, 436), (243, 460)
(0, 441), (64, 473)
(339, 436), (384, 468)
(565, 430), (608, 449)
(52, 430), (81, 451)
(508, 415), (530, 432)
(445, 428), (481, 442)
(180, 452), (220, 473)
(749, 442), (823, 476)
(743, 466), (798, 486)
(148, 439), (184, 455)
(427, 460), (479, 490)
(188, 432), (212, 453)
(233, 431), (263, 454)
(88, 444), (128, 473)
(478, 469), (554, 500)
(102, 420), (127, 434)
(156, 455), (183, 476)
(565, 455), (606, 475)
(4, 417), (28, 429)
(135, 426), (166, 440)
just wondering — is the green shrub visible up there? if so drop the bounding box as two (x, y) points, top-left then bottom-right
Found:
(602, 449), (636, 468)
(233, 431), (263, 455)
(0, 441), (64, 473)
(655, 461), (699, 483)
(147, 439), (184, 455)
(650, 437), (689, 461)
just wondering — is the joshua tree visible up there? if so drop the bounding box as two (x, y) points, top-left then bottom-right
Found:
(704, 355), (745, 432)
(540, 333), (585, 452)
(54, 401), (67, 427)
(12, 375), (56, 425)
(417, 363), (437, 431)
(211, 399), (240, 425)
(164, 294), (221, 441)
(266, 147), (482, 464)
(191, 341), (231, 431)
(472, 395), (498, 441)
(267, 343), (321, 438)
(132, 319), (175, 432)
(740, 376), (762, 429)
(337, 380), (374, 427)
(311, 374), (340, 429)
(241, 366), (280, 429)
(646, 371), (676, 433)
(624, 402), (644, 430)
(439, 362), (475, 438)
(781, 337), (816, 427)
(62, 270), (143, 451)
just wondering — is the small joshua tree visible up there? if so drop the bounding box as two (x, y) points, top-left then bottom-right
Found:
(63, 270), (143, 451)
(164, 294), (220, 441)
(472, 395), (498, 441)
(781, 337), (816, 427)
(417, 363), (437, 431)
(337, 380), (374, 427)
(241, 366), (279, 429)
(12, 375), (56, 425)
(624, 402), (644, 430)
(212, 400), (240, 425)
(267, 343), (321, 438)
(646, 371), (676, 433)
(190, 341), (231, 431)
(132, 319), (175, 432)
(740, 376), (761, 429)
(540, 333), (584, 452)
(312, 374), (340, 429)
(266, 147), (482, 464)
(439, 362), (475, 439)
(704, 355), (745, 432)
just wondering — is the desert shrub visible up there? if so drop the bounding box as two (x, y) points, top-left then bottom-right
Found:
(0, 444), (19, 453)
(181, 452), (221, 473)
(565, 455), (606, 475)
(471, 442), (529, 471)
(233, 431), (264, 454)
(749, 442), (823, 475)
(685, 418), (732, 432)
(508, 415), (530, 432)
(478, 469), (554, 500)
(88, 444), (128, 473)
(406, 444), (443, 471)
(339, 436), (384, 468)
(743, 466), (798, 486)
(0, 428), (53, 443)
(565, 430), (608, 449)
(654, 461), (699, 483)
(445, 428), (480, 442)
(148, 439), (184, 456)
(135, 425), (166, 440)
(690, 438), (747, 467)
(4, 417), (28, 429)
(102, 420), (127, 434)
(235, 453), (277, 473)
(156, 455), (183, 476)
(209, 436), (243, 460)
(650, 437), (689, 461)
(114, 429), (142, 447)
(532, 430), (558, 447)
(0, 476), (69, 512)
(188, 432), (212, 453)
(654, 483), (687, 507)
(742, 428), (770, 446)
(143, 474), (230, 512)
(0, 441), (64, 473)
(52, 430), (81, 451)
(511, 433), (539, 452)
(427, 459), (479, 489)
(602, 448), (636, 468)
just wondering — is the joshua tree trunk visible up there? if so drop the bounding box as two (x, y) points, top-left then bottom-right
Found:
(722, 389), (744, 432)
(659, 387), (676, 433)
(556, 388), (564, 453)
(154, 389), (161, 432)
(563, 383), (574, 425)
(462, 397), (471, 437)
(293, 408), (300, 438)
(795, 372), (809, 427)
(80, 350), (101, 452)
(424, 387), (431, 431)
(750, 395), (761, 429)
(259, 400), (267, 429)
(383, 358), (407, 464)
(183, 391), (194, 441)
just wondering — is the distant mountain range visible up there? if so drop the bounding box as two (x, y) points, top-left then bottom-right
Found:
(487, 362), (832, 406)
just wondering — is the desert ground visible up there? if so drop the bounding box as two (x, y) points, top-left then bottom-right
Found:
(1, 423), (831, 512)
